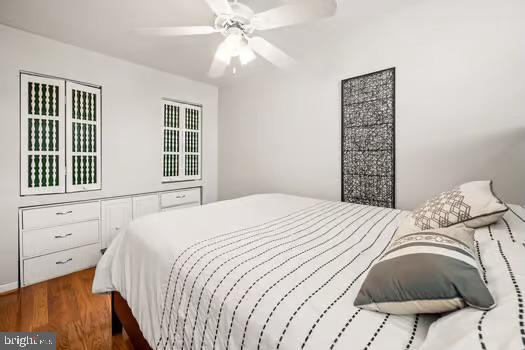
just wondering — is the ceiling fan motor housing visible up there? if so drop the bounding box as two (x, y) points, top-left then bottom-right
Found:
(215, 1), (255, 37)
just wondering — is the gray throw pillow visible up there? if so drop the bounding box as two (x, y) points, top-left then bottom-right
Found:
(354, 226), (495, 314)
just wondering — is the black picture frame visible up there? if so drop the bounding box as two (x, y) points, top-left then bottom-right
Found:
(340, 67), (396, 208)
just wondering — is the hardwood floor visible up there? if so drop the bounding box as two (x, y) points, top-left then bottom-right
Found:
(0, 268), (133, 350)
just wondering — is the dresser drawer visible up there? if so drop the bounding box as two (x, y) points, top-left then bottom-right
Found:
(23, 243), (100, 286)
(160, 188), (201, 209)
(22, 201), (100, 230)
(161, 202), (200, 212)
(22, 220), (99, 258)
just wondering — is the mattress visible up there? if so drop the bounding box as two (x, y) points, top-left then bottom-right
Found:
(93, 194), (524, 349)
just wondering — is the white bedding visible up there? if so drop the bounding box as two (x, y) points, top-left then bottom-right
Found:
(93, 194), (433, 349)
(422, 205), (525, 350)
(421, 241), (525, 350)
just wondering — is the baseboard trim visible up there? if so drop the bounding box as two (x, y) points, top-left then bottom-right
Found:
(0, 281), (18, 294)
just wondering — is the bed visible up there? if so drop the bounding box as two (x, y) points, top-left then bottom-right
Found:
(92, 194), (525, 350)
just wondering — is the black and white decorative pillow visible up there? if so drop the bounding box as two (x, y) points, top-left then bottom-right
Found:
(354, 225), (495, 314)
(398, 180), (508, 236)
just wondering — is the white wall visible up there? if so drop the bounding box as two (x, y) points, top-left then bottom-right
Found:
(219, 0), (525, 208)
(0, 25), (218, 288)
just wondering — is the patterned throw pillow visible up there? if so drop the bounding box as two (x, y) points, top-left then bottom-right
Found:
(398, 180), (508, 236)
(354, 226), (495, 314)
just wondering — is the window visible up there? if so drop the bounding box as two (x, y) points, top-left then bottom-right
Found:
(20, 73), (102, 195)
(162, 100), (201, 182)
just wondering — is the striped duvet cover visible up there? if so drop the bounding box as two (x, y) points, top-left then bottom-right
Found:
(92, 194), (525, 350)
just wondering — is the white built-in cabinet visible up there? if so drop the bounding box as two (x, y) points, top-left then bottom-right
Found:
(19, 201), (101, 286)
(162, 100), (202, 182)
(18, 187), (202, 286)
(133, 194), (160, 218)
(101, 198), (133, 249)
(100, 188), (201, 248)
(20, 73), (101, 195)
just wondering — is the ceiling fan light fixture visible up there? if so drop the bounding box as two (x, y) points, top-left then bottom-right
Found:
(223, 32), (245, 57)
(215, 42), (232, 64)
(239, 45), (256, 65)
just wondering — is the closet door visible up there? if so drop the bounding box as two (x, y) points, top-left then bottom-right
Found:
(182, 104), (202, 180)
(20, 74), (65, 195)
(66, 82), (101, 192)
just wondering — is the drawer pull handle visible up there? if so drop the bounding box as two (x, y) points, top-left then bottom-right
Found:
(54, 233), (73, 239)
(56, 210), (73, 215)
(176, 195), (186, 199)
(56, 258), (72, 265)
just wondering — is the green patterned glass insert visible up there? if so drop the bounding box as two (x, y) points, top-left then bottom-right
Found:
(72, 89), (97, 121)
(163, 154), (179, 177)
(184, 131), (199, 153)
(164, 104), (180, 128)
(71, 89), (98, 186)
(184, 154), (198, 176)
(163, 129), (179, 153)
(185, 107), (199, 130)
(72, 155), (97, 185)
(28, 82), (59, 117)
(27, 155), (59, 187)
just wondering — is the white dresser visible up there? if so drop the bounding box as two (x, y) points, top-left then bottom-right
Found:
(19, 186), (202, 287)
(19, 201), (101, 286)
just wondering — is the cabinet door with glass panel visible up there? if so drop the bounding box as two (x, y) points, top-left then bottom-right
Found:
(161, 100), (201, 182)
(66, 82), (101, 192)
(20, 75), (65, 195)
(20, 73), (101, 195)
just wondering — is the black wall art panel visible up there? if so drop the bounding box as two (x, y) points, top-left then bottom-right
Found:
(341, 68), (395, 208)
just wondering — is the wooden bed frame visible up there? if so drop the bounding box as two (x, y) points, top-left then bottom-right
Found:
(112, 291), (152, 350)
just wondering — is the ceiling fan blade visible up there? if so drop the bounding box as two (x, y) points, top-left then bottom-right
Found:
(248, 37), (296, 70)
(209, 41), (231, 78)
(252, 0), (337, 31)
(138, 26), (217, 36)
(204, 0), (233, 15)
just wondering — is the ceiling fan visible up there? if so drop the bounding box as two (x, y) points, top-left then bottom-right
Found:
(140, 0), (337, 77)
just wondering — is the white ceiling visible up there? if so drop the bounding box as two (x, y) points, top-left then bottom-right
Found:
(0, 0), (414, 86)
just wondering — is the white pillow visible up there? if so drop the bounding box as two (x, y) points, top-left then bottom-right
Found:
(398, 180), (508, 236)
(420, 239), (525, 350)
(475, 204), (525, 244)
